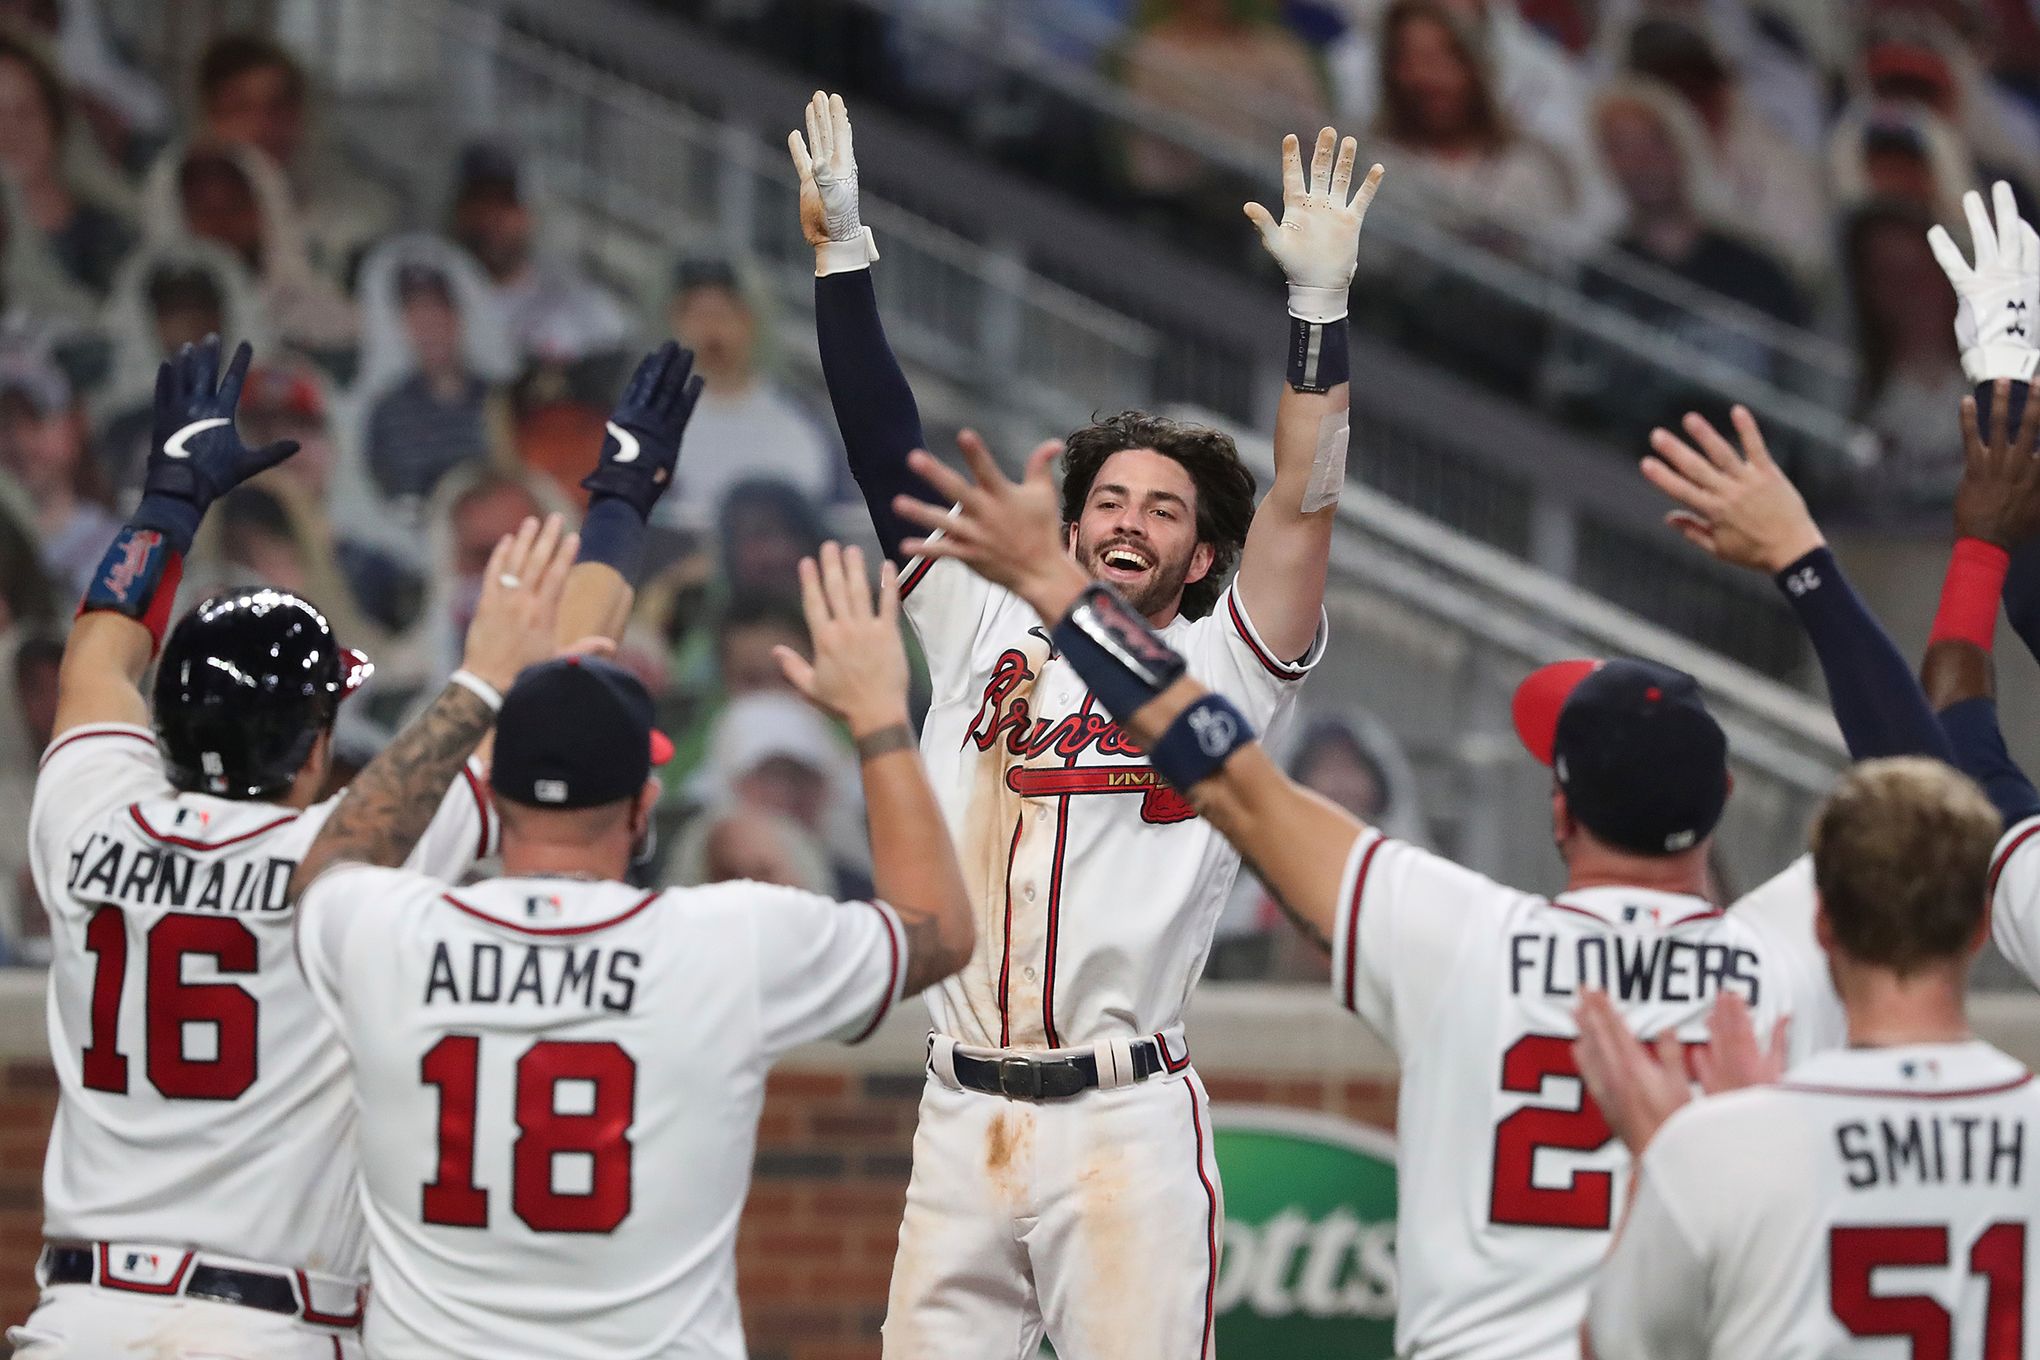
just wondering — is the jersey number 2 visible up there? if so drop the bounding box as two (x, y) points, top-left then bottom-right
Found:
(420, 1035), (637, 1234)
(1831, 1222), (2025, 1358)
(80, 905), (258, 1100)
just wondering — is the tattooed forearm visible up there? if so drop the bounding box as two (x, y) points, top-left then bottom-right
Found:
(287, 684), (495, 901)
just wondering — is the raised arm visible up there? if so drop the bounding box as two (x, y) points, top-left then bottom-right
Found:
(288, 516), (579, 900)
(557, 341), (702, 647)
(1919, 383), (2040, 827)
(54, 336), (299, 737)
(1236, 128), (1382, 659)
(892, 432), (1364, 946)
(772, 542), (972, 993)
(790, 91), (939, 564)
(1640, 406), (1951, 763)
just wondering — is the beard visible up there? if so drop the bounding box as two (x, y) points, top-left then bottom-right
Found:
(1073, 529), (1195, 619)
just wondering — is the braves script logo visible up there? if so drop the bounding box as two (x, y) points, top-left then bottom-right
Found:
(967, 650), (1194, 824)
(105, 531), (160, 603)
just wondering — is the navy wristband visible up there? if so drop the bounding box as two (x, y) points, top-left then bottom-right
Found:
(1148, 692), (1257, 790)
(1288, 316), (1349, 393)
(1049, 583), (1187, 725)
(128, 494), (203, 556)
(578, 496), (648, 579)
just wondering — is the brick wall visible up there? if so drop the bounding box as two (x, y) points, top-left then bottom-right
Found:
(0, 1060), (1396, 1360)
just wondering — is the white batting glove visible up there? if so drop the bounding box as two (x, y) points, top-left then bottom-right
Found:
(1244, 128), (1384, 324)
(1928, 180), (2040, 383)
(788, 90), (879, 278)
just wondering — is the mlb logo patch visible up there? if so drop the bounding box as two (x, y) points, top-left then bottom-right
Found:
(100, 1243), (192, 1290)
(526, 894), (565, 920)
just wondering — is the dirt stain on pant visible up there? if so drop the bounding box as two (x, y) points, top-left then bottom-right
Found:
(984, 1108), (1036, 1210)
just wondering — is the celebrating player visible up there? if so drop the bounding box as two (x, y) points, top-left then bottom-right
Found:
(1578, 757), (2034, 1359)
(8, 337), (538, 1358)
(286, 540), (972, 1358)
(792, 90), (1377, 1355)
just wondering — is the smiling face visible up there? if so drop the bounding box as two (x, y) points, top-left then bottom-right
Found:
(1066, 447), (1214, 621)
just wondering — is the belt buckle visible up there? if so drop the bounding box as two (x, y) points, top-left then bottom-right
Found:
(997, 1056), (1043, 1101)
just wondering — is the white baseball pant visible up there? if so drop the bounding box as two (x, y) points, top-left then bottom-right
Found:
(7, 1285), (362, 1360)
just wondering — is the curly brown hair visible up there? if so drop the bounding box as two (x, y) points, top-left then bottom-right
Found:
(1058, 412), (1257, 620)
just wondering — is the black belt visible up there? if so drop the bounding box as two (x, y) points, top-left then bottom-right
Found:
(949, 1037), (1167, 1101)
(44, 1244), (300, 1315)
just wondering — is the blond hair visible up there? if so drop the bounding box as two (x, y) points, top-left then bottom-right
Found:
(1811, 757), (1999, 976)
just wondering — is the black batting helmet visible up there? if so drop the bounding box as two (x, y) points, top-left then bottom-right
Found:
(152, 589), (372, 799)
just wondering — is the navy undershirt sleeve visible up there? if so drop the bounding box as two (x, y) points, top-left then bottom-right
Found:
(815, 269), (940, 564)
(1774, 546), (1953, 763)
(1938, 696), (2040, 829)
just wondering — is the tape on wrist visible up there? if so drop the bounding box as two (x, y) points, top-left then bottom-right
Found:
(1148, 692), (1256, 790)
(1287, 315), (1350, 394)
(814, 227), (880, 278)
(1930, 537), (2010, 650)
(448, 669), (505, 713)
(1049, 583), (1187, 724)
(77, 525), (184, 652)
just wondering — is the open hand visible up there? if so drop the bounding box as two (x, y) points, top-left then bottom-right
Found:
(146, 335), (300, 514)
(789, 90), (864, 249)
(1928, 181), (2040, 384)
(460, 513), (582, 692)
(894, 431), (1083, 616)
(1571, 989), (1693, 1156)
(1954, 378), (2040, 548)
(581, 341), (701, 518)
(1642, 406), (1824, 573)
(1244, 127), (1382, 323)
(1689, 990), (1789, 1096)
(775, 542), (907, 737)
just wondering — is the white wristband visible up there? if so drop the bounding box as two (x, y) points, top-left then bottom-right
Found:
(449, 669), (504, 713)
(815, 227), (881, 277)
(1287, 282), (1350, 324)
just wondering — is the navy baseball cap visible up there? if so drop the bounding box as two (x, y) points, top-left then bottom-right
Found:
(1512, 658), (1728, 855)
(490, 656), (673, 810)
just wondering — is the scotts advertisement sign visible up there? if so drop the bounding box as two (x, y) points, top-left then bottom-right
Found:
(1212, 1106), (1398, 1357)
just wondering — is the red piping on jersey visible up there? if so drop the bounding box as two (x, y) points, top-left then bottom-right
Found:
(1226, 591), (1308, 681)
(898, 554), (936, 600)
(294, 1270), (366, 1327)
(996, 811), (1023, 1048)
(129, 804), (299, 851)
(439, 889), (661, 937)
(1185, 1079), (1218, 1360)
(39, 725), (154, 769)
(95, 1244), (193, 1295)
(1157, 1030), (1191, 1073)
(1040, 693), (1095, 1048)
(1990, 822), (2040, 901)
(1545, 899), (1723, 930)
(848, 902), (903, 1045)
(459, 763), (493, 859)
(1776, 1072), (2035, 1100)
(1339, 835), (1386, 1012)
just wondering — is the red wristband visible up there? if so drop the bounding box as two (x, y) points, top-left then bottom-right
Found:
(1929, 537), (2010, 649)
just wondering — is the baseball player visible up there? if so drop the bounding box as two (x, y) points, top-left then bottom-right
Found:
(790, 90), (1377, 1356)
(885, 415), (1987, 1359)
(8, 335), (704, 1359)
(1580, 757), (2037, 1359)
(286, 542), (972, 1359)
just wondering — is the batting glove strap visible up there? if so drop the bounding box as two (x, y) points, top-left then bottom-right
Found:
(78, 525), (185, 651)
(1148, 692), (1256, 791)
(1962, 344), (2040, 385)
(815, 227), (880, 278)
(1288, 316), (1350, 393)
(1287, 282), (1349, 325)
(1049, 583), (1188, 724)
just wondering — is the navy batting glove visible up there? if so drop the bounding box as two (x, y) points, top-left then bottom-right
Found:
(136, 335), (300, 552)
(581, 341), (703, 520)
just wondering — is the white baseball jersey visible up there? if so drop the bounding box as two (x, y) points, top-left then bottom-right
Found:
(1330, 827), (1813, 1360)
(1589, 1040), (2040, 1360)
(28, 722), (494, 1277)
(296, 865), (908, 1360)
(1729, 854), (1848, 1061)
(899, 555), (1321, 1049)
(1988, 813), (2040, 985)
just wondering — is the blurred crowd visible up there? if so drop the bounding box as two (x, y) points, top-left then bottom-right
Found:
(0, 1), (891, 964)
(728, 0), (2037, 503)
